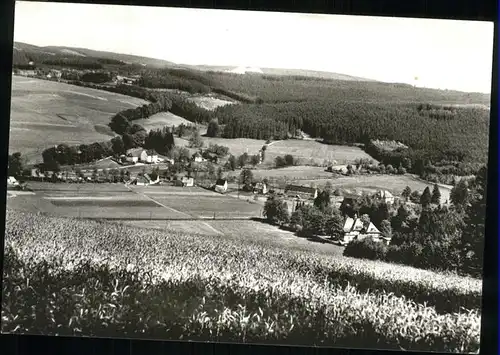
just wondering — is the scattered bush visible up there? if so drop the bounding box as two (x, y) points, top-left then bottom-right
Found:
(343, 237), (388, 261)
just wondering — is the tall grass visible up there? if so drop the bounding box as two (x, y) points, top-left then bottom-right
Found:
(2, 211), (482, 352)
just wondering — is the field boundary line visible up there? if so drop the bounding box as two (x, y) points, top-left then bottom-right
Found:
(125, 184), (193, 218)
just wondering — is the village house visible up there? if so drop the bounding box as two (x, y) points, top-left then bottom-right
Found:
(257, 149), (264, 164)
(373, 190), (395, 204)
(46, 69), (62, 80)
(181, 177), (194, 187)
(129, 173), (159, 186)
(253, 182), (268, 194)
(115, 75), (137, 85)
(18, 69), (37, 77)
(285, 184), (318, 200)
(7, 176), (19, 188)
(126, 149), (160, 164)
(340, 215), (383, 245)
(214, 178), (228, 193)
(203, 152), (219, 163)
(192, 152), (205, 163)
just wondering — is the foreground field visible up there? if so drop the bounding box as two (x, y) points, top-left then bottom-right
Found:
(9, 76), (148, 163)
(3, 210), (481, 351)
(6, 182), (263, 220)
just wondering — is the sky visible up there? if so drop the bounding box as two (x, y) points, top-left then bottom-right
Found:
(13, 1), (494, 93)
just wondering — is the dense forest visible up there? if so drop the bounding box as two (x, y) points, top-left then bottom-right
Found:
(215, 101), (489, 179)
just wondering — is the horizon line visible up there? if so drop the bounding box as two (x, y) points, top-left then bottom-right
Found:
(13, 40), (492, 95)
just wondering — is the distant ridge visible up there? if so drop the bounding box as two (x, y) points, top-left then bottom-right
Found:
(13, 42), (177, 68)
(13, 41), (375, 81)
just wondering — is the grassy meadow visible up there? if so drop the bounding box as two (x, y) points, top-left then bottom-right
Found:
(9, 76), (149, 163)
(263, 140), (375, 166)
(134, 111), (194, 132)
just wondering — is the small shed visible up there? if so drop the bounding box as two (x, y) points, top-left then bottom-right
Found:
(181, 177), (194, 187)
(215, 178), (228, 193)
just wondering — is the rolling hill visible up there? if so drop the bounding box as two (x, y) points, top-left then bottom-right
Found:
(13, 42), (374, 81)
(13, 42), (177, 68)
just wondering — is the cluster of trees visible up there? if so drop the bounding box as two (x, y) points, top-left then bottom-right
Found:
(108, 96), (173, 135)
(344, 166), (487, 277)
(264, 187), (345, 238)
(229, 152), (260, 169)
(204, 144), (230, 158)
(206, 119), (221, 137)
(143, 128), (175, 155)
(138, 73), (210, 94)
(173, 123), (198, 138)
(222, 116), (290, 140)
(8, 152), (28, 177)
(41, 58), (104, 69)
(364, 140), (483, 183)
(42, 141), (115, 170)
(80, 72), (113, 84)
(137, 68), (214, 94)
(41, 125), (177, 169)
(275, 154), (295, 168)
(170, 97), (214, 125)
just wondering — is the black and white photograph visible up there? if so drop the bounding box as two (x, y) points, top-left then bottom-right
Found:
(2, 1), (494, 353)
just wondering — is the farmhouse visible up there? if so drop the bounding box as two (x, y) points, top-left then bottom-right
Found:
(373, 190), (395, 204)
(126, 149), (160, 164)
(285, 185), (318, 200)
(129, 173), (159, 186)
(341, 215), (382, 245)
(7, 176), (19, 187)
(115, 75), (137, 85)
(181, 177), (194, 187)
(203, 152), (219, 163)
(253, 182), (268, 194)
(17, 69), (37, 77)
(192, 152), (205, 163)
(215, 179), (228, 193)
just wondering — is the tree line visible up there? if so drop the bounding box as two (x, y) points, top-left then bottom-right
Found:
(215, 101), (489, 177)
(344, 166), (487, 277)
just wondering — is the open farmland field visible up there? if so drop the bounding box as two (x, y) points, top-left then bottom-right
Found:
(3, 210), (482, 351)
(227, 166), (335, 181)
(264, 140), (376, 166)
(151, 194), (263, 218)
(202, 137), (266, 156)
(187, 95), (235, 110)
(205, 219), (347, 256)
(6, 182), (190, 219)
(117, 219), (222, 235)
(9, 76), (148, 163)
(133, 111), (194, 132)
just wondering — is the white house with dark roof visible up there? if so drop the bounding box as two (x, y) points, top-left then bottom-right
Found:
(214, 178), (228, 193)
(373, 190), (395, 204)
(126, 149), (160, 164)
(181, 177), (194, 187)
(340, 215), (382, 245)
